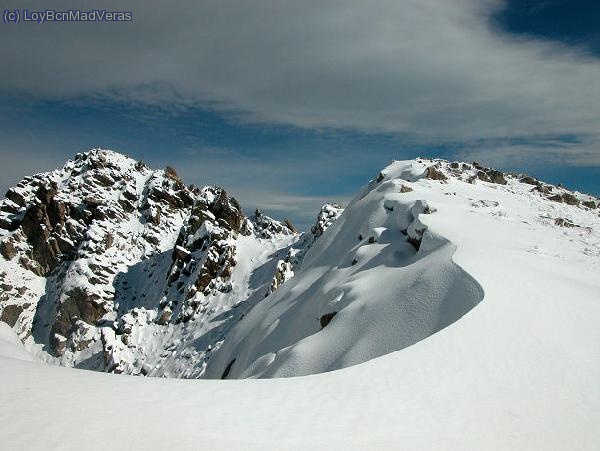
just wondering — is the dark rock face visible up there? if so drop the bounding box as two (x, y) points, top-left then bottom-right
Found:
(320, 312), (337, 329)
(562, 193), (580, 206)
(0, 304), (26, 327)
(18, 183), (70, 276)
(212, 189), (243, 232)
(520, 176), (540, 186)
(476, 171), (491, 183)
(486, 170), (507, 185)
(283, 219), (298, 233)
(0, 239), (17, 260)
(221, 358), (236, 379)
(50, 287), (109, 355)
(164, 166), (180, 182)
(548, 193), (580, 206)
(425, 166), (448, 182)
(554, 218), (579, 228)
(5, 188), (26, 207)
(310, 204), (343, 240)
(582, 200), (597, 209)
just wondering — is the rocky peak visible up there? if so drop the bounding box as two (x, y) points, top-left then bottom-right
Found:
(0, 149), (301, 377)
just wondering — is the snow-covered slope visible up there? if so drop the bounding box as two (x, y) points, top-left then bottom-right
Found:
(205, 159), (599, 378)
(1, 154), (599, 449)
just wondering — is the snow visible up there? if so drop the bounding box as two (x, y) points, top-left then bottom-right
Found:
(1, 157), (599, 449)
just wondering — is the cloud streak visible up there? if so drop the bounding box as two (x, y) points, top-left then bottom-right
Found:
(1, 0), (599, 146)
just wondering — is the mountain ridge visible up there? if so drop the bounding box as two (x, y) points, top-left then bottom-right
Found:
(0, 149), (598, 379)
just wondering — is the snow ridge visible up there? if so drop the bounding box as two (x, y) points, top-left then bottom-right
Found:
(1, 152), (598, 380)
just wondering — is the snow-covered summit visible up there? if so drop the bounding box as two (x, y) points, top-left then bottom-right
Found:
(205, 157), (599, 378)
(0, 149), (300, 376)
(0, 152), (598, 380)
(1, 154), (599, 449)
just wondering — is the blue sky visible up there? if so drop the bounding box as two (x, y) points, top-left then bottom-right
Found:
(1, 0), (599, 228)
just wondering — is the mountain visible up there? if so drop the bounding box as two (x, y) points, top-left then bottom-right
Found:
(0, 149), (310, 377)
(1, 151), (599, 448)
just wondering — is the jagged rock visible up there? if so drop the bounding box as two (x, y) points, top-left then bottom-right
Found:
(157, 308), (172, 325)
(311, 204), (343, 239)
(5, 188), (26, 207)
(554, 218), (580, 228)
(1, 283), (13, 292)
(320, 312), (337, 329)
(425, 166), (448, 181)
(399, 185), (413, 193)
(1, 200), (21, 214)
(104, 234), (114, 249)
(534, 185), (553, 195)
(212, 189), (243, 232)
(253, 209), (295, 238)
(486, 170), (507, 185)
(582, 200), (597, 209)
(562, 193), (580, 206)
(283, 219), (298, 233)
(164, 166), (180, 181)
(221, 358), (236, 379)
(0, 304), (27, 327)
(548, 193), (580, 206)
(520, 176), (540, 186)
(476, 171), (491, 183)
(269, 260), (294, 295)
(173, 245), (192, 262)
(50, 287), (108, 355)
(0, 240), (17, 260)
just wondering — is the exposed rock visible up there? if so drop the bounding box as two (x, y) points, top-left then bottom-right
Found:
(5, 188), (26, 207)
(476, 171), (491, 183)
(320, 312), (337, 329)
(221, 358), (236, 379)
(399, 185), (413, 193)
(212, 189), (243, 232)
(0, 304), (26, 327)
(486, 170), (507, 185)
(0, 240), (17, 260)
(534, 185), (553, 195)
(424, 166), (448, 182)
(173, 245), (192, 262)
(562, 193), (580, 206)
(520, 176), (540, 186)
(582, 200), (597, 209)
(50, 287), (108, 355)
(554, 218), (580, 228)
(164, 166), (180, 182)
(283, 219), (298, 233)
(0, 283), (12, 291)
(548, 193), (580, 206)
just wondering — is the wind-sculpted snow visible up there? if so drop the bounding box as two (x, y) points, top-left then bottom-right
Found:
(1, 152), (599, 384)
(205, 161), (484, 378)
(2, 156), (600, 449)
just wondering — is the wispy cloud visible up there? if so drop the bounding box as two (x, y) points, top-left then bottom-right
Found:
(0, 0), (599, 164)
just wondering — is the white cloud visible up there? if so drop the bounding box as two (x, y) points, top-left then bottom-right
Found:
(0, 0), (598, 153)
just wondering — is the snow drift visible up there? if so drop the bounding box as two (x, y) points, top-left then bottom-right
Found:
(1, 152), (599, 449)
(205, 161), (484, 378)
